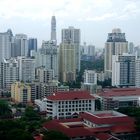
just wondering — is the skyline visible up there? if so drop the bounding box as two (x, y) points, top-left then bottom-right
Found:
(0, 0), (140, 48)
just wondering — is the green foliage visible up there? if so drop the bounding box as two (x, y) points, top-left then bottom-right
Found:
(97, 78), (112, 88)
(81, 58), (104, 74)
(43, 130), (70, 140)
(0, 100), (12, 118)
(6, 129), (34, 140)
(22, 106), (41, 121)
(117, 107), (140, 131)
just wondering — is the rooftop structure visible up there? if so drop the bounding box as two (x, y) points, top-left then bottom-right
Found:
(43, 111), (135, 140)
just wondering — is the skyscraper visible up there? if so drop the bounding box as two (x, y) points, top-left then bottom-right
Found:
(17, 57), (35, 83)
(51, 16), (56, 41)
(59, 43), (76, 82)
(104, 28), (128, 78)
(28, 38), (37, 57)
(35, 40), (59, 80)
(0, 29), (13, 62)
(0, 29), (13, 89)
(13, 34), (28, 57)
(62, 26), (81, 72)
(1, 58), (19, 91)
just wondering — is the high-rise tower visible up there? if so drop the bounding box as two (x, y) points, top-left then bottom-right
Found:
(51, 16), (56, 41)
(104, 28), (128, 79)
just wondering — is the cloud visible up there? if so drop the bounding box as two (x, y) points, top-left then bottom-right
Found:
(0, 0), (139, 22)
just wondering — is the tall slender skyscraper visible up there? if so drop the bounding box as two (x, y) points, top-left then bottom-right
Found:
(51, 16), (56, 41)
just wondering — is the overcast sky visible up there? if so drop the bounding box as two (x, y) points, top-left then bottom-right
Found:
(0, 0), (140, 48)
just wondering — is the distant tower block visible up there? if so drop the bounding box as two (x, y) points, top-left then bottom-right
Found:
(51, 16), (56, 41)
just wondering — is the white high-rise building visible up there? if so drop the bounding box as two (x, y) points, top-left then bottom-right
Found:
(1, 58), (19, 91)
(35, 40), (59, 80)
(17, 57), (35, 83)
(104, 28), (128, 78)
(51, 16), (56, 41)
(13, 34), (28, 57)
(35, 66), (54, 83)
(0, 29), (12, 62)
(112, 53), (135, 87)
(0, 29), (13, 89)
(62, 26), (80, 72)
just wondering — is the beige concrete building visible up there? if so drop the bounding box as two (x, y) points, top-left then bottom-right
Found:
(59, 43), (76, 82)
(11, 82), (31, 104)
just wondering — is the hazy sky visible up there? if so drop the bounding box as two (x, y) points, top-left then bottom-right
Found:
(0, 0), (140, 48)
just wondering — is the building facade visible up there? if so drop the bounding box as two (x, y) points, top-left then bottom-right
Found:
(59, 43), (76, 82)
(35, 40), (58, 80)
(112, 53), (135, 87)
(62, 26), (80, 72)
(99, 88), (140, 110)
(18, 57), (35, 83)
(11, 82), (31, 104)
(28, 38), (37, 57)
(104, 28), (128, 79)
(14, 34), (28, 57)
(35, 91), (95, 119)
(1, 58), (19, 91)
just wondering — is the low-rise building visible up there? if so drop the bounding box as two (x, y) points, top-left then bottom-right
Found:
(43, 110), (136, 140)
(99, 88), (140, 110)
(35, 91), (95, 119)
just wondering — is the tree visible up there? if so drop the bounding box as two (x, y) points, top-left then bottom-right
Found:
(43, 130), (70, 140)
(6, 129), (34, 140)
(0, 100), (12, 119)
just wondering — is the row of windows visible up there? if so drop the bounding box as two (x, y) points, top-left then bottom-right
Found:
(58, 104), (91, 108)
(58, 107), (91, 112)
(58, 100), (91, 104)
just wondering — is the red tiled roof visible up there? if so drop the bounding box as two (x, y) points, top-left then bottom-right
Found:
(99, 88), (140, 97)
(80, 112), (134, 125)
(47, 91), (95, 100)
(95, 133), (119, 140)
(111, 125), (136, 133)
(43, 116), (136, 138)
(43, 119), (94, 137)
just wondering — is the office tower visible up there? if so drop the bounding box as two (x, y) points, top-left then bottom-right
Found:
(11, 82), (31, 104)
(59, 43), (76, 82)
(17, 57), (35, 83)
(28, 38), (37, 57)
(1, 58), (19, 91)
(35, 40), (59, 79)
(35, 66), (54, 83)
(87, 45), (95, 57)
(0, 29), (13, 62)
(0, 29), (13, 89)
(112, 53), (135, 87)
(62, 26), (80, 72)
(51, 16), (56, 41)
(135, 59), (140, 87)
(13, 34), (28, 57)
(104, 28), (128, 78)
(129, 42), (134, 54)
